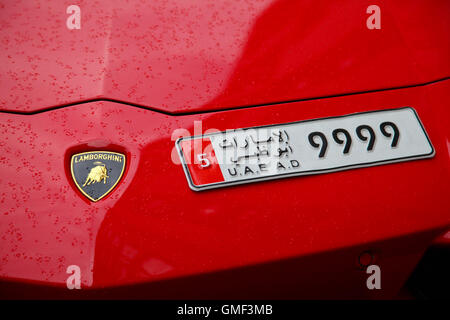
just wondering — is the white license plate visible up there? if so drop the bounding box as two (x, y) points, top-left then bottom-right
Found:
(176, 107), (434, 191)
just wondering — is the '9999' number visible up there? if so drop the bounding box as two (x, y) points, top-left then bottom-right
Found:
(308, 122), (399, 158)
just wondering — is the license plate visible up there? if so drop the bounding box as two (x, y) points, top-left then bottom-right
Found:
(176, 107), (434, 191)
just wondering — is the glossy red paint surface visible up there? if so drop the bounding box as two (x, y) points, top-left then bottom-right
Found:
(0, 0), (449, 113)
(1, 0), (449, 299)
(0, 80), (449, 298)
(433, 230), (450, 246)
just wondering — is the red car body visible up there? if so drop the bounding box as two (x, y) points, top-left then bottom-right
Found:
(0, 0), (449, 299)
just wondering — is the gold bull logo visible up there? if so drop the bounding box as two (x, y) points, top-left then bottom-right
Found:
(83, 162), (109, 186)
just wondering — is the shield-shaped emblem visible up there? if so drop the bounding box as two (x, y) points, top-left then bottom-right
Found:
(70, 151), (126, 202)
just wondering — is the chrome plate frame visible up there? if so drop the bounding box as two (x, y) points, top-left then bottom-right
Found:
(176, 107), (435, 191)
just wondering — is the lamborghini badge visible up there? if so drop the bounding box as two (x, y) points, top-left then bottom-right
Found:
(70, 151), (126, 202)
